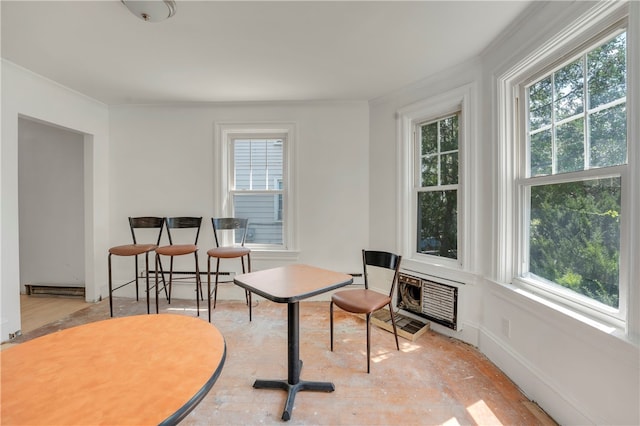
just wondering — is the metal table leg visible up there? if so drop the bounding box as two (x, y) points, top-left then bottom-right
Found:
(253, 301), (335, 421)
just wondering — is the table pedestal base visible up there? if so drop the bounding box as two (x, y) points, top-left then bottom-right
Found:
(253, 361), (335, 421)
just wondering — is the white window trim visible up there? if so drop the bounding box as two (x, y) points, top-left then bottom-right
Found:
(215, 122), (298, 256)
(496, 1), (638, 336)
(397, 84), (476, 274)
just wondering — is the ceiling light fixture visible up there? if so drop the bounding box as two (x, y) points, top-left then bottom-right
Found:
(121, 0), (176, 23)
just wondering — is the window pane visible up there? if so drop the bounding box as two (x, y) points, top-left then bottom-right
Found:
(266, 140), (283, 190)
(417, 190), (457, 259)
(529, 178), (620, 308)
(234, 140), (251, 190)
(234, 139), (283, 190)
(233, 193), (283, 245)
(530, 129), (552, 176)
(588, 32), (626, 110)
(421, 122), (438, 155)
(590, 104), (627, 168)
(529, 77), (552, 130)
(554, 59), (584, 120)
(421, 155), (438, 187)
(250, 140), (268, 189)
(440, 115), (458, 152)
(556, 118), (584, 173)
(441, 153), (458, 185)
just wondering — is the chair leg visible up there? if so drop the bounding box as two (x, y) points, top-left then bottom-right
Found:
(330, 301), (334, 351)
(145, 252), (150, 314)
(366, 312), (371, 374)
(241, 257), (249, 306)
(194, 251), (201, 317)
(134, 255), (140, 302)
(207, 256), (212, 323)
(388, 304), (400, 351)
(168, 257), (174, 304)
(154, 254), (160, 314)
(156, 258), (169, 301)
(108, 254), (114, 317)
(242, 255), (252, 321)
(213, 258), (221, 309)
(196, 254), (203, 302)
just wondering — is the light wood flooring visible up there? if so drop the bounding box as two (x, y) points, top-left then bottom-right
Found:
(19, 294), (91, 333)
(3, 296), (559, 425)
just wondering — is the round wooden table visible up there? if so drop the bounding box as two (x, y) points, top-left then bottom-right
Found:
(1, 314), (226, 425)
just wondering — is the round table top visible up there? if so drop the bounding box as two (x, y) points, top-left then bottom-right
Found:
(1, 314), (226, 425)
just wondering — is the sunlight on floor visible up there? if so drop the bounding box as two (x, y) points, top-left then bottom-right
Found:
(401, 341), (423, 353)
(442, 416), (462, 426)
(467, 399), (502, 425)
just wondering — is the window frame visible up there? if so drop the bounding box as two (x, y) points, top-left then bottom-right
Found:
(397, 84), (475, 272)
(496, 2), (637, 332)
(415, 112), (461, 260)
(215, 123), (297, 253)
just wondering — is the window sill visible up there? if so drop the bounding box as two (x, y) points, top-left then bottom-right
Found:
(401, 257), (473, 285)
(490, 278), (637, 346)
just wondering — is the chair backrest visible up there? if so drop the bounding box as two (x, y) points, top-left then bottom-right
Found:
(129, 216), (164, 245)
(362, 250), (402, 297)
(165, 217), (202, 245)
(211, 218), (249, 248)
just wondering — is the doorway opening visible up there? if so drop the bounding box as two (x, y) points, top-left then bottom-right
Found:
(18, 117), (87, 323)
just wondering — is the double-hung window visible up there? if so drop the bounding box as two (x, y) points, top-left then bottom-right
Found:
(511, 16), (632, 324)
(398, 84), (473, 270)
(217, 123), (296, 252)
(231, 137), (284, 245)
(416, 113), (460, 259)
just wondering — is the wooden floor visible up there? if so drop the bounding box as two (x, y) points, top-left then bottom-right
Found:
(4, 296), (558, 425)
(19, 294), (91, 334)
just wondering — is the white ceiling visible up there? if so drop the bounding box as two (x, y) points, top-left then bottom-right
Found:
(1, 1), (532, 105)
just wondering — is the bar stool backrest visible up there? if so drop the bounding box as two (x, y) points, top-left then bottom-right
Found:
(211, 217), (249, 247)
(165, 217), (202, 245)
(128, 216), (165, 245)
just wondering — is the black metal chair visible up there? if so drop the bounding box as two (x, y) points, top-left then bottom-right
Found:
(207, 218), (252, 322)
(330, 250), (402, 373)
(108, 217), (165, 317)
(154, 217), (203, 315)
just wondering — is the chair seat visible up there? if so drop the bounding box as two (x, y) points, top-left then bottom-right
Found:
(207, 247), (250, 258)
(332, 289), (391, 314)
(109, 243), (157, 256)
(155, 244), (198, 256)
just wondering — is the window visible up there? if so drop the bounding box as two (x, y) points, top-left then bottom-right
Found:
(232, 138), (284, 245)
(506, 14), (633, 324)
(397, 84), (473, 270)
(416, 114), (459, 259)
(217, 123), (296, 252)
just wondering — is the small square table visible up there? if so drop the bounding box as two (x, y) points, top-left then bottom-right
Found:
(234, 264), (353, 421)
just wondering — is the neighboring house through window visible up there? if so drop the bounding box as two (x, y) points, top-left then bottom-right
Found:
(216, 123), (295, 251)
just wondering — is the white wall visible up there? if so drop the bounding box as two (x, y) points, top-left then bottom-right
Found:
(369, 2), (639, 424)
(18, 118), (85, 290)
(2, 1), (638, 423)
(107, 102), (369, 300)
(1, 60), (110, 341)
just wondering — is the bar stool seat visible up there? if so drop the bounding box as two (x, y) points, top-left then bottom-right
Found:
(207, 247), (250, 258)
(207, 218), (252, 322)
(108, 217), (165, 317)
(109, 243), (157, 257)
(156, 244), (198, 257)
(154, 217), (203, 316)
